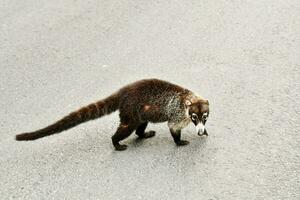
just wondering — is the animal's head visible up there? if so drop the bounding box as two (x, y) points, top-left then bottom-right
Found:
(185, 97), (209, 136)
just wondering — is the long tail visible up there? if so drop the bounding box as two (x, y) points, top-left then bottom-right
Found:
(15, 92), (120, 141)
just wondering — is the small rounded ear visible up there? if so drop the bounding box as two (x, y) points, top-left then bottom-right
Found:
(185, 100), (192, 106)
(199, 99), (209, 104)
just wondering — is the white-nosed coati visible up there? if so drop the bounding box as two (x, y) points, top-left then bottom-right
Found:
(16, 79), (209, 151)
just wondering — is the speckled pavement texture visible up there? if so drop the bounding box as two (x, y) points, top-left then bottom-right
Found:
(0, 0), (299, 199)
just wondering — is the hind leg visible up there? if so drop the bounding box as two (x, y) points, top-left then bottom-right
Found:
(111, 123), (136, 151)
(135, 122), (156, 138)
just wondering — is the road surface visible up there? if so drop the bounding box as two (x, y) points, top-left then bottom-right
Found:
(0, 0), (299, 199)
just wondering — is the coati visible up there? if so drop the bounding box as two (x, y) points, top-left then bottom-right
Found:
(16, 79), (210, 151)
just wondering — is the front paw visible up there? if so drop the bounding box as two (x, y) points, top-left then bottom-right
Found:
(114, 144), (128, 151)
(176, 140), (190, 146)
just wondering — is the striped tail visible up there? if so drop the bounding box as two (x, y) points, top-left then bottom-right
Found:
(15, 92), (119, 141)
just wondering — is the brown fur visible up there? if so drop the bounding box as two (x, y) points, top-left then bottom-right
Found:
(16, 79), (209, 151)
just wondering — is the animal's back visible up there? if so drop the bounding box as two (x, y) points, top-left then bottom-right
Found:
(118, 79), (191, 123)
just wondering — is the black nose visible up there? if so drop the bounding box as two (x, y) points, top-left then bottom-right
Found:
(198, 129), (208, 136)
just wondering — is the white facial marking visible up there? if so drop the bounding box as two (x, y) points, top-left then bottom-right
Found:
(196, 122), (205, 134)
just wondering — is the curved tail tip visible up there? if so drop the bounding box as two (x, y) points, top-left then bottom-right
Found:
(15, 133), (31, 141)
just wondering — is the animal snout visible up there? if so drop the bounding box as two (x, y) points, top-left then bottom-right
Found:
(196, 123), (205, 135)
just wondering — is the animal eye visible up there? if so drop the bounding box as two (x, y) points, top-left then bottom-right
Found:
(191, 113), (198, 120)
(202, 113), (208, 120)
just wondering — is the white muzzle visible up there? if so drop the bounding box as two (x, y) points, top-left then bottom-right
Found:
(196, 122), (205, 135)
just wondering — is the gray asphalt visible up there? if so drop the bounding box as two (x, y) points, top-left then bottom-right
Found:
(1, 0), (300, 199)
